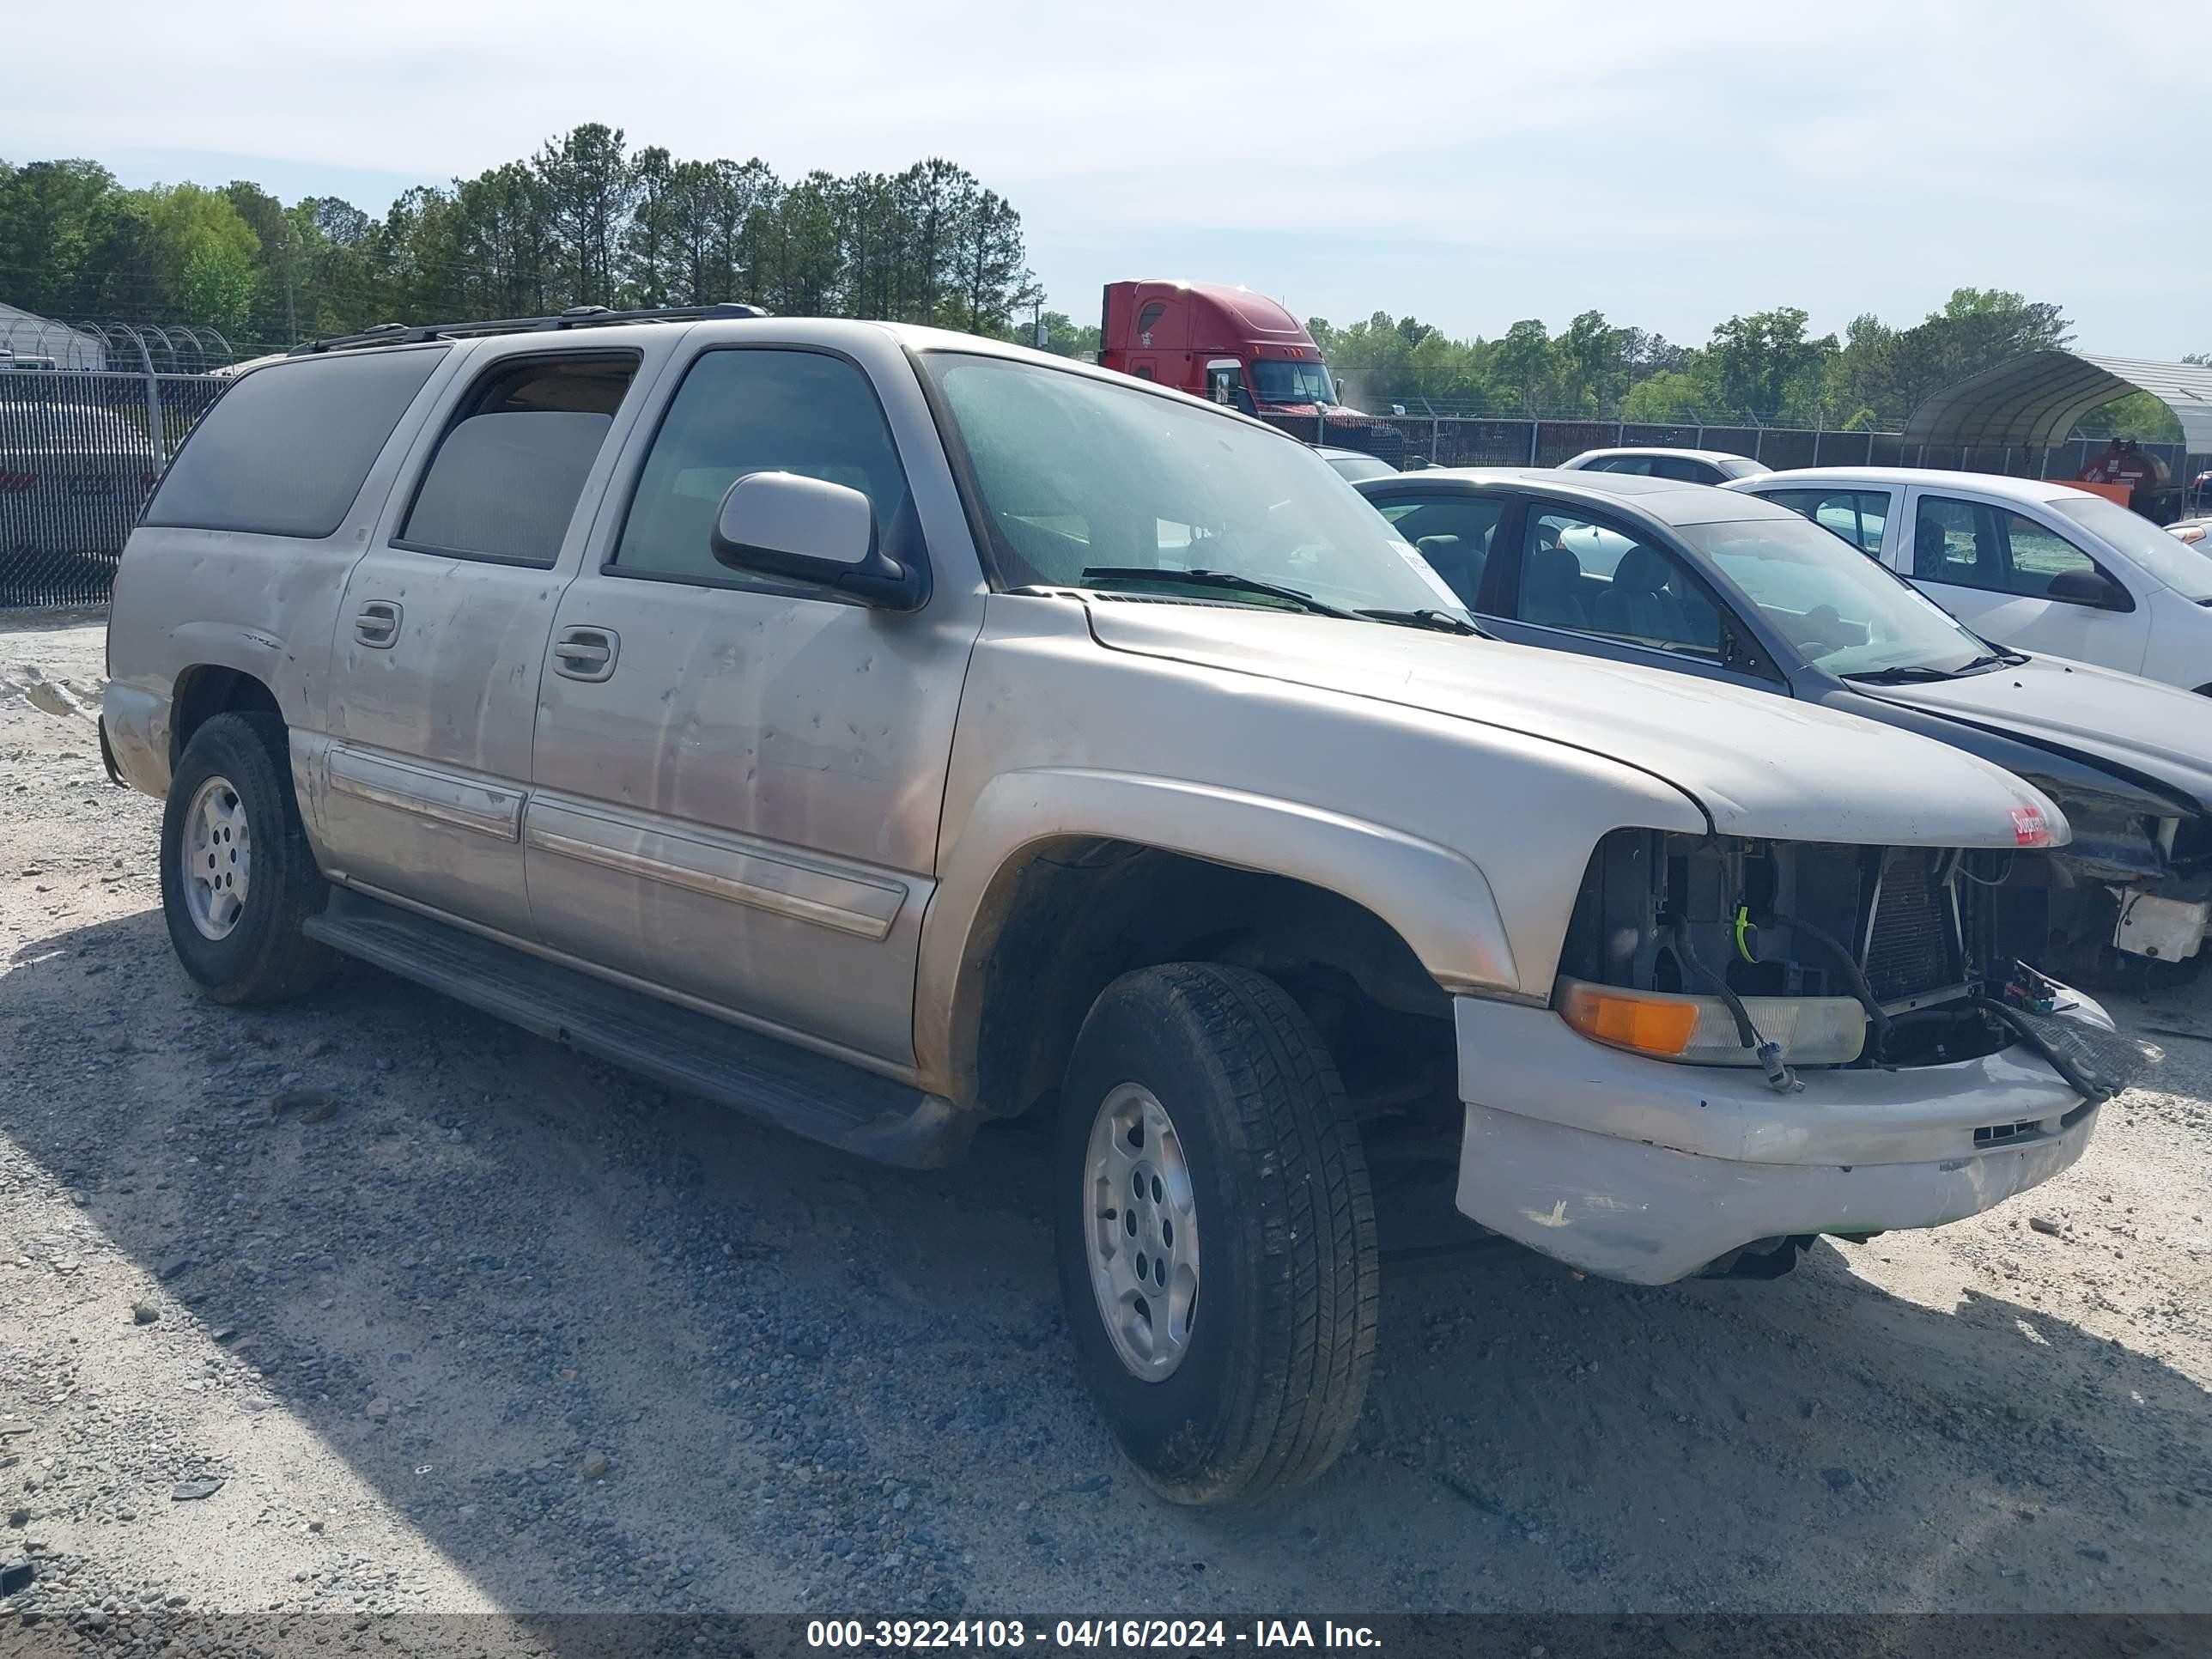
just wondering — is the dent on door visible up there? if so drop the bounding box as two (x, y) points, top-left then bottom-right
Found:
(523, 590), (960, 1065)
(314, 556), (569, 938)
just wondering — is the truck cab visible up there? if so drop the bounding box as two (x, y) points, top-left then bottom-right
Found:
(1098, 279), (1402, 462)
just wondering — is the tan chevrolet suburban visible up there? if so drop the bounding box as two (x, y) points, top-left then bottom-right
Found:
(101, 305), (2136, 1504)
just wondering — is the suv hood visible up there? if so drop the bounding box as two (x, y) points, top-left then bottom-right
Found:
(1084, 602), (2067, 849)
(1859, 653), (2212, 815)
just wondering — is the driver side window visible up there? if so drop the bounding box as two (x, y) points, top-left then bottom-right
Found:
(1513, 509), (1724, 660)
(615, 348), (910, 589)
(1912, 494), (2107, 603)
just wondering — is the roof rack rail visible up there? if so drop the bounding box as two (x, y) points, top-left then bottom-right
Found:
(288, 301), (769, 356)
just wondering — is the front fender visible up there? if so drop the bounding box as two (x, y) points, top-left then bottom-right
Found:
(914, 766), (1521, 1098)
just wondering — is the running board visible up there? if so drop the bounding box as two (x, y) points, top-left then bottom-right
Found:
(301, 891), (976, 1168)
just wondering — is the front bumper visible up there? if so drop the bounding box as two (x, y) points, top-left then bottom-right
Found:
(1452, 997), (2105, 1285)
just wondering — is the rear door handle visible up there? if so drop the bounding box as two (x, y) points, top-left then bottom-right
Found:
(355, 600), (403, 647)
(551, 626), (619, 683)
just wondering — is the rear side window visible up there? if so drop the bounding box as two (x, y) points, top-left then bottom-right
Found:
(1373, 495), (1504, 606)
(144, 348), (445, 538)
(1761, 487), (1890, 555)
(398, 355), (635, 566)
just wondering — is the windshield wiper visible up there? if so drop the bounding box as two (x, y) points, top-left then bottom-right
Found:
(1355, 606), (1486, 637)
(1844, 661), (1986, 684)
(1077, 567), (1357, 618)
(1844, 665), (1957, 684)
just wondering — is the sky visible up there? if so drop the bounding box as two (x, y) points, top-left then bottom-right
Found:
(6, 0), (2207, 356)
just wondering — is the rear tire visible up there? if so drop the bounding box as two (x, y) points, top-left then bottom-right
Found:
(160, 712), (334, 1005)
(1054, 963), (1378, 1505)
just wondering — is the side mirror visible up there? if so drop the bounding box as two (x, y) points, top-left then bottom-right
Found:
(710, 471), (922, 610)
(2046, 567), (2132, 611)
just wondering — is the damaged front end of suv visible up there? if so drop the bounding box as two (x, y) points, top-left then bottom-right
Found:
(1449, 825), (2154, 1287)
(1558, 829), (2122, 1086)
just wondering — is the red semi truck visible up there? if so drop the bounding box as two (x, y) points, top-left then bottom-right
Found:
(1097, 280), (1406, 464)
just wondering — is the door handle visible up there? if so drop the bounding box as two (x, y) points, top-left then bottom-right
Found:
(552, 626), (619, 683)
(354, 600), (403, 647)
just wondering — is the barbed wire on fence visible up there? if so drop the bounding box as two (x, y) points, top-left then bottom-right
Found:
(0, 313), (240, 374)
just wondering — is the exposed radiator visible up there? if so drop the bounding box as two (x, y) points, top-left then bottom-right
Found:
(1863, 854), (1960, 1005)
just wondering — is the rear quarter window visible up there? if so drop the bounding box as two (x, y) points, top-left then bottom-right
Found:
(143, 348), (446, 538)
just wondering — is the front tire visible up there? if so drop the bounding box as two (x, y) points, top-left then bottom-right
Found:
(160, 712), (334, 1005)
(1054, 963), (1378, 1505)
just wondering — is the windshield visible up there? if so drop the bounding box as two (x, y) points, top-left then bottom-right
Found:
(925, 353), (1466, 616)
(1678, 515), (1993, 678)
(2052, 494), (2212, 601)
(1247, 357), (1337, 407)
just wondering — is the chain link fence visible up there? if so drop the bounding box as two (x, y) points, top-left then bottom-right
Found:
(1267, 409), (2202, 503)
(1, 368), (229, 608)
(6, 366), (2209, 613)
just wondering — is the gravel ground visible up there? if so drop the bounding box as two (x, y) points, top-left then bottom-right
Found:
(2, 613), (2209, 1634)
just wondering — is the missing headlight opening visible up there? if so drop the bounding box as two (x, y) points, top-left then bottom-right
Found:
(1558, 830), (2036, 1070)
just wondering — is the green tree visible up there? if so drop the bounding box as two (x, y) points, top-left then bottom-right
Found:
(0, 138), (1027, 353)
(1620, 369), (1711, 423)
(179, 239), (256, 335)
(451, 162), (555, 318)
(1491, 319), (1559, 411)
(535, 124), (636, 306)
(956, 189), (1027, 335)
(1705, 307), (1837, 422)
(224, 179), (301, 343)
(621, 146), (679, 307)
(997, 309), (1097, 356)
(0, 159), (118, 317)
(1558, 310), (1633, 411)
(891, 158), (975, 325)
(2075, 390), (2180, 441)
(1829, 288), (2073, 423)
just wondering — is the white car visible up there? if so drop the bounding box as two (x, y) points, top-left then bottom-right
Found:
(1562, 447), (1771, 484)
(1313, 444), (1397, 482)
(1729, 466), (2212, 694)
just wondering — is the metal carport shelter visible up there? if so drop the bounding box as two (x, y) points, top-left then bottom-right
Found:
(1903, 351), (2212, 453)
